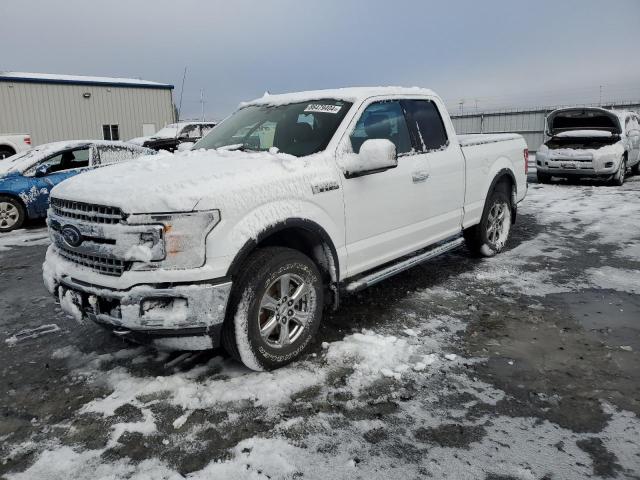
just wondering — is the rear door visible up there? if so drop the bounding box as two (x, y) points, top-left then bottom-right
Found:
(402, 99), (465, 238)
(340, 98), (433, 276)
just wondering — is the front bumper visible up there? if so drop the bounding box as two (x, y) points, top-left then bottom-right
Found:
(51, 273), (232, 350)
(536, 157), (618, 177)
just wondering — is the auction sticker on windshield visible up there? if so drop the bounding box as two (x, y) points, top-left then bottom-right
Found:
(304, 104), (342, 114)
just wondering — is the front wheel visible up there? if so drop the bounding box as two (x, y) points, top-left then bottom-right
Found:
(0, 196), (26, 232)
(610, 157), (626, 186)
(222, 247), (324, 371)
(464, 187), (512, 257)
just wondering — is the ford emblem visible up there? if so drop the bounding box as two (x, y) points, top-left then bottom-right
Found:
(61, 225), (83, 248)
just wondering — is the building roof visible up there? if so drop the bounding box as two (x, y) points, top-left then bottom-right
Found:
(0, 71), (173, 90)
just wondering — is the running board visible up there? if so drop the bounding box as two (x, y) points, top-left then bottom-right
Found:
(344, 237), (466, 293)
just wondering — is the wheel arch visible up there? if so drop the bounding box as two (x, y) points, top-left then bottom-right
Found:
(487, 168), (517, 223)
(227, 218), (341, 308)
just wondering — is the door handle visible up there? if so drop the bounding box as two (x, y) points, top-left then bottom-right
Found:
(412, 171), (430, 183)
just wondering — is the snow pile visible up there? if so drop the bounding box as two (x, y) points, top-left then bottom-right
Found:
(324, 330), (416, 385)
(0, 227), (49, 252)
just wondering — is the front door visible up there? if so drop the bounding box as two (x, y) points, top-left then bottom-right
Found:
(32, 147), (92, 215)
(340, 99), (433, 277)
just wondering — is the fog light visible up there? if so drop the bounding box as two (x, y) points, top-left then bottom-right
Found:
(140, 297), (188, 324)
(605, 162), (613, 168)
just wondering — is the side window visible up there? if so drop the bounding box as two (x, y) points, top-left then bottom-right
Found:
(200, 124), (216, 136)
(350, 101), (412, 155)
(42, 148), (90, 173)
(403, 100), (449, 152)
(102, 125), (120, 141)
(180, 124), (200, 139)
(96, 146), (134, 165)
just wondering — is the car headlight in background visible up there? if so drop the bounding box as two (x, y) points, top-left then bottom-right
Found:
(127, 210), (220, 270)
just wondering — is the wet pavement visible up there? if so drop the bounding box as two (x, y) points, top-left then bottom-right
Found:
(0, 176), (639, 479)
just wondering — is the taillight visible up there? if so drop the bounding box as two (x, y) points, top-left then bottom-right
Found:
(524, 148), (529, 174)
(24, 136), (31, 145)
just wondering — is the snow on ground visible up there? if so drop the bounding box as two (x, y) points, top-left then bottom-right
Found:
(0, 227), (49, 252)
(2, 177), (640, 479)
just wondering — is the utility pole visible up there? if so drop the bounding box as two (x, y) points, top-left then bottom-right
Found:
(200, 89), (205, 122)
(599, 85), (603, 106)
(459, 99), (465, 115)
(177, 66), (187, 123)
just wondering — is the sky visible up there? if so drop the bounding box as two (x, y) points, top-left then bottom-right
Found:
(2, 0), (640, 120)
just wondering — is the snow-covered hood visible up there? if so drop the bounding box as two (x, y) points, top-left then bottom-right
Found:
(50, 149), (330, 214)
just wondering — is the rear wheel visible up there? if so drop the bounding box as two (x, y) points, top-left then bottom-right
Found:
(0, 196), (25, 233)
(222, 247), (324, 371)
(0, 148), (15, 160)
(464, 186), (512, 257)
(631, 160), (640, 176)
(610, 157), (626, 186)
(536, 171), (552, 184)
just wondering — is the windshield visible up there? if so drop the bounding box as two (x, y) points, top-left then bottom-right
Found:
(0, 148), (44, 175)
(193, 99), (352, 157)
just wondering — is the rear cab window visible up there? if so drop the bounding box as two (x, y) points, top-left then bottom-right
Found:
(401, 99), (449, 152)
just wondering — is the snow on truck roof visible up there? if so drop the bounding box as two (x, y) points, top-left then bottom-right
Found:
(242, 86), (439, 107)
(0, 72), (173, 90)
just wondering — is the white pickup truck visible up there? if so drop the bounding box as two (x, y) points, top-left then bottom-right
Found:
(43, 87), (528, 370)
(0, 134), (32, 159)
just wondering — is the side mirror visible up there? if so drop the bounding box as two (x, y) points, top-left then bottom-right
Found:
(34, 164), (51, 177)
(341, 139), (398, 179)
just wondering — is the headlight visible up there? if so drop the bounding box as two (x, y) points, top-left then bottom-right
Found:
(126, 210), (220, 270)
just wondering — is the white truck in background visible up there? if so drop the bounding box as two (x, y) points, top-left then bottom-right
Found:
(43, 87), (528, 370)
(0, 134), (31, 159)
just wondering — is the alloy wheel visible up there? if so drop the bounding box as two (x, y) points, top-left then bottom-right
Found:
(0, 202), (19, 230)
(257, 273), (315, 348)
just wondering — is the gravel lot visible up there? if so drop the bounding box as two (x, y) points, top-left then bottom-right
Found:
(1, 175), (639, 479)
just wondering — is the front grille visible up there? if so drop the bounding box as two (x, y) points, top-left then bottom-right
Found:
(50, 198), (124, 225)
(58, 246), (128, 276)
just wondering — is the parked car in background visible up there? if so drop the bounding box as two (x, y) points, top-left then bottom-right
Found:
(0, 140), (155, 232)
(129, 122), (216, 152)
(0, 134), (32, 159)
(536, 107), (640, 185)
(44, 86), (528, 370)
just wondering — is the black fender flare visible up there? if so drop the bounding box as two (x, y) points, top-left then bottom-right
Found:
(486, 168), (518, 222)
(226, 217), (341, 283)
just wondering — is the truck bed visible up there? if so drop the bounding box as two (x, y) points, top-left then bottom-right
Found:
(458, 133), (522, 147)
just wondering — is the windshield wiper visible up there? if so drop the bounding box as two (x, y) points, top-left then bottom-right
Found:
(217, 144), (258, 152)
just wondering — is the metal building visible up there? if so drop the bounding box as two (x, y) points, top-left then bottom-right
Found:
(451, 101), (640, 152)
(0, 72), (175, 146)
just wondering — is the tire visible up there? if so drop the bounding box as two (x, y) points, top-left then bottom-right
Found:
(0, 196), (26, 233)
(610, 157), (626, 186)
(631, 160), (640, 176)
(536, 171), (552, 184)
(464, 185), (512, 257)
(222, 246), (324, 371)
(0, 148), (16, 160)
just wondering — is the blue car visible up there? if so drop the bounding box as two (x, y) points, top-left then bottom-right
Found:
(0, 140), (155, 232)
